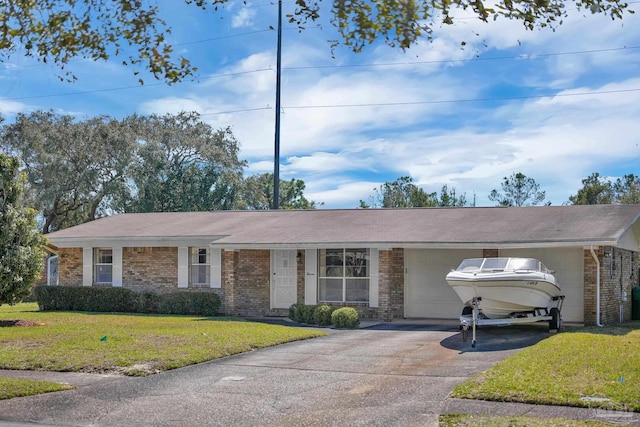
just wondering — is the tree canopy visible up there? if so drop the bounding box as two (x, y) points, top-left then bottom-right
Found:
(123, 112), (246, 213)
(1, 0), (633, 83)
(239, 173), (319, 210)
(1, 111), (138, 233)
(568, 172), (640, 205)
(0, 153), (45, 306)
(0, 110), (318, 232)
(359, 176), (467, 208)
(294, 0), (633, 53)
(488, 172), (548, 207)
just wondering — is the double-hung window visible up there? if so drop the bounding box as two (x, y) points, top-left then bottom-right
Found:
(318, 248), (370, 302)
(95, 248), (113, 284)
(190, 247), (210, 285)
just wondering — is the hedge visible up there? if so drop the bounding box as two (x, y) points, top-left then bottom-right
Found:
(288, 303), (358, 328)
(34, 286), (220, 316)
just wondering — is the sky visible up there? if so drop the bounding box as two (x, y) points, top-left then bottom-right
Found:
(1, 0), (639, 209)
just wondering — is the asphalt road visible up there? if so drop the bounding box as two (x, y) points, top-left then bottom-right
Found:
(0, 321), (635, 427)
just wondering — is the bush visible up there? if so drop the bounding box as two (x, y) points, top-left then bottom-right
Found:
(313, 304), (334, 326)
(34, 286), (220, 316)
(288, 303), (301, 321)
(300, 304), (317, 324)
(331, 307), (359, 329)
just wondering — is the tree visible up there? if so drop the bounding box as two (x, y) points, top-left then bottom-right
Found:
(1, 111), (137, 234)
(291, 0), (632, 53)
(2, 1), (632, 83)
(488, 172), (547, 207)
(1, 0), (199, 83)
(0, 154), (45, 306)
(568, 172), (640, 205)
(360, 176), (437, 208)
(239, 173), (318, 209)
(613, 174), (640, 204)
(437, 184), (468, 207)
(124, 112), (246, 213)
(567, 172), (614, 205)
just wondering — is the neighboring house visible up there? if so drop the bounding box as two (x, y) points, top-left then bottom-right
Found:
(43, 205), (640, 326)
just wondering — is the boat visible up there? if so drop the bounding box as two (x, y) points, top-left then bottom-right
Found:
(445, 257), (562, 319)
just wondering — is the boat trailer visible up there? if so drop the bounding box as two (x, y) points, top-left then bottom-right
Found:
(459, 295), (565, 348)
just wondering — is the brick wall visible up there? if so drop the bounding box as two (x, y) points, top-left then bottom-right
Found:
(123, 247), (178, 292)
(483, 249), (499, 258)
(584, 247), (639, 325)
(231, 249), (288, 316)
(56, 247), (223, 308)
(377, 248), (404, 320)
(58, 248), (83, 286)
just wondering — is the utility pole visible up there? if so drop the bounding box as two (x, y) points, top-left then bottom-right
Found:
(272, 0), (283, 210)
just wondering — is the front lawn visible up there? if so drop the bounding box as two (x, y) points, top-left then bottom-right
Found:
(451, 321), (640, 412)
(0, 303), (325, 376)
(0, 377), (72, 399)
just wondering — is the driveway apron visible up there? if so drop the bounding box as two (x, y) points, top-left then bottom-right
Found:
(0, 323), (549, 427)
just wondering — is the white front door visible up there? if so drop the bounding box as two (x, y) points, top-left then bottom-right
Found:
(271, 250), (298, 309)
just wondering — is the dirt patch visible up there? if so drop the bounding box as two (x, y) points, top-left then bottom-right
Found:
(0, 319), (44, 327)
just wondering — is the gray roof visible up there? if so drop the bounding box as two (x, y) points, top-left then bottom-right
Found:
(45, 204), (640, 250)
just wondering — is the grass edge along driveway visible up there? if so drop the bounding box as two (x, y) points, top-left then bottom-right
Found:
(0, 302), (325, 398)
(450, 321), (640, 413)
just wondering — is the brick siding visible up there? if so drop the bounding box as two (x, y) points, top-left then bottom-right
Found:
(58, 248), (83, 286)
(584, 247), (639, 326)
(53, 244), (638, 324)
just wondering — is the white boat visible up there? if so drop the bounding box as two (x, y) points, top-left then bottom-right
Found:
(446, 257), (562, 319)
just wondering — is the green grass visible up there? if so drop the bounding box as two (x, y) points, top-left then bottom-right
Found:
(451, 322), (640, 412)
(0, 377), (72, 399)
(0, 303), (326, 376)
(439, 414), (621, 427)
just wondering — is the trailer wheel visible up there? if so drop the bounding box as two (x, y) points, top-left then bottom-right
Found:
(460, 306), (473, 330)
(549, 307), (561, 332)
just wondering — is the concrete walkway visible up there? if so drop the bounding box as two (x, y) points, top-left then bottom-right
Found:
(0, 321), (637, 426)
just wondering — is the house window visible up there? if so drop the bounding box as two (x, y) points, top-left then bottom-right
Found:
(95, 248), (113, 284)
(190, 247), (210, 285)
(318, 248), (370, 303)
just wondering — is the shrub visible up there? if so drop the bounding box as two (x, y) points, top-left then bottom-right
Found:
(313, 304), (334, 326)
(288, 303), (301, 321)
(331, 307), (359, 329)
(34, 286), (220, 316)
(300, 304), (317, 324)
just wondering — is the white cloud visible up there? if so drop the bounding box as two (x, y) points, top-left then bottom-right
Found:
(232, 7), (257, 28)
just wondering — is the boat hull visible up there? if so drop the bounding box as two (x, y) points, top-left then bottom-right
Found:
(446, 269), (562, 319)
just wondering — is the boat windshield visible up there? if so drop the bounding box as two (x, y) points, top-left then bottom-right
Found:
(456, 258), (484, 272)
(508, 258), (539, 271)
(455, 257), (549, 273)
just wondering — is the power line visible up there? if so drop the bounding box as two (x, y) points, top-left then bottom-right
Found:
(4, 43), (638, 101)
(4, 69), (273, 101)
(284, 45), (640, 70)
(197, 87), (640, 115)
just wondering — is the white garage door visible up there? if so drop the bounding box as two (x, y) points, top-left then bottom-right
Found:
(405, 249), (482, 319)
(501, 248), (584, 323)
(404, 248), (584, 322)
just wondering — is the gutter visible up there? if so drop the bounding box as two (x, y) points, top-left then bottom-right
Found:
(590, 246), (604, 327)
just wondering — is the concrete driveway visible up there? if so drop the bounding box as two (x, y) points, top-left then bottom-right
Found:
(0, 321), (554, 427)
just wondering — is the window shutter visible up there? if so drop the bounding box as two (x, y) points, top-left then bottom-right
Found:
(83, 248), (93, 287)
(369, 248), (379, 308)
(112, 247), (123, 287)
(178, 247), (189, 288)
(305, 249), (318, 305)
(210, 248), (221, 288)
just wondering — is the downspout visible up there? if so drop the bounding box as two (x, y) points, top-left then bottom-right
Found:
(590, 246), (603, 327)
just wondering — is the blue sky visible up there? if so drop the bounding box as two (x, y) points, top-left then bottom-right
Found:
(1, 0), (639, 208)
